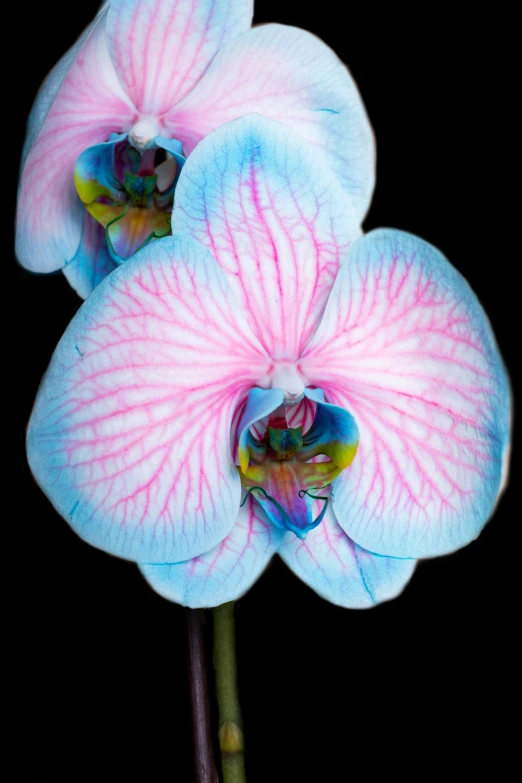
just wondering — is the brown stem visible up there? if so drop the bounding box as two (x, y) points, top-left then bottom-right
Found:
(186, 609), (219, 783)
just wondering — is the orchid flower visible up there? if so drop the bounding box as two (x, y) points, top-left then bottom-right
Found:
(16, 0), (374, 299)
(27, 115), (510, 609)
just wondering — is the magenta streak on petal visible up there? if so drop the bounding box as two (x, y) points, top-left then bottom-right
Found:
(17, 14), (136, 274)
(230, 394), (248, 463)
(28, 236), (271, 563)
(185, 498), (278, 593)
(300, 230), (510, 558)
(286, 395), (317, 433)
(165, 24), (375, 223)
(171, 114), (359, 363)
(235, 152), (329, 357)
(106, 0), (254, 116)
(139, 496), (284, 607)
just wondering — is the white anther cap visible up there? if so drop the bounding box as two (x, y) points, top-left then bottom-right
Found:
(129, 117), (162, 152)
(270, 366), (305, 403)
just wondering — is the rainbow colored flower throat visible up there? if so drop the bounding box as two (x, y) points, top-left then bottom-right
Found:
(74, 134), (185, 262)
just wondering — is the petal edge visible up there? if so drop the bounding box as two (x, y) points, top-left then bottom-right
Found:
(302, 229), (511, 558)
(28, 234), (270, 563)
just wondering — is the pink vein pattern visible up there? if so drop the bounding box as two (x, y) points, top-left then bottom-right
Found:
(17, 12), (135, 273)
(168, 23), (375, 218)
(286, 395), (317, 433)
(301, 230), (510, 558)
(140, 496), (284, 606)
(106, 0), (253, 114)
(27, 236), (271, 562)
(172, 114), (360, 360)
(279, 499), (416, 608)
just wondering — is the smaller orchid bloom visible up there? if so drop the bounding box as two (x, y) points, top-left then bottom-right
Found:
(16, 0), (374, 298)
(27, 116), (510, 609)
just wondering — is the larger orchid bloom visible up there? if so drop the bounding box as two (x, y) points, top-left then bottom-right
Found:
(27, 116), (510, 609)
(16, 0), (374, 299)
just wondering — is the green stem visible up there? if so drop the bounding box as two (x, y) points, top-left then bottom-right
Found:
(212, 602), (246, 783)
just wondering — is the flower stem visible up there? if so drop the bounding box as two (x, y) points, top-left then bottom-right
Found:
(186, 609), (218, 783)
(212, 602), (246, 783)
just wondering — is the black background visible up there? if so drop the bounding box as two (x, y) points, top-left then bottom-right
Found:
(8, 1), (517, 780)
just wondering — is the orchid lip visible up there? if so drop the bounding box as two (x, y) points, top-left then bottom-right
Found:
(236, 386), (359, 539)
(74, 133), (186, 262)
(240, 485), (329, 539)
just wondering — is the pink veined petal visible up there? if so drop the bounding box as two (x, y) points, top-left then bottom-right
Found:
(17, 10), (135, 274)
(139, 496), (284, 607)
(301, 229), (511, 559)
(105, 0), (253, 116)
(20, 6), (106, 170)
(27, 235), (270, 563)
(167, 23), (375, 221)
(278, 499), (416, 609)
(172, 113), (360, 360)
